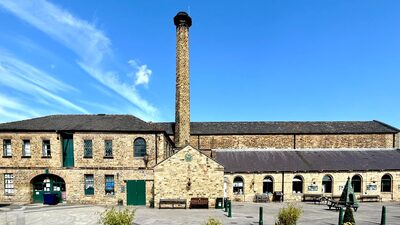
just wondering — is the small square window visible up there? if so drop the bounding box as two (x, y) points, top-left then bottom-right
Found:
(84, 140), (93, 158)
(84, 174), (94, 195)
(3, 139), (11, 156)
(22, 140), (31, 157)
(105, 175), (114, 195)
(42, 140), (51, 157)
(104, 140), (112, 157)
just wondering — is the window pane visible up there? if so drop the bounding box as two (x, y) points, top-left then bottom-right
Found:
(134, 138), (146, 157)
(105, 175), (114, 195)
(3, 139), (11, 156)
(84, 140), (93, 157)
(23, 140), (31, 156)
(84, 174), (94, 195)
(4, 173), (14, 195)
(104, 140), (112, 157)
(42, 140), (51, 156)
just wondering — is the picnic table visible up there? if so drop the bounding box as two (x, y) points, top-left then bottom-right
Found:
(302, 194), (323, 204)
(359, 195), (381, 202)
(326, 199), (358, 212)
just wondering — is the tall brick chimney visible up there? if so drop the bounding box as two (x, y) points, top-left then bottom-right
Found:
(174, 12), (192, 149)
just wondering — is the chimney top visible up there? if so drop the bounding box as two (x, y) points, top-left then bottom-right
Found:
(174, 11), (192, 27)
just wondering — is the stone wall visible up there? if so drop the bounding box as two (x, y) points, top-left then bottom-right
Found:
(184, 133), (396, 150)
(0, 168), (154, 206)
(153, 146), (224, 208)
(0, 132), (173, 169)
(225, 171), (400, 202)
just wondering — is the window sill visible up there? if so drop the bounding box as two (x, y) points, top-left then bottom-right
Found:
(41, 156), (52, 158)
(104, 194), (115, 197)
(83, 156), (93, 159)
(2, 156), (12, 158)
(4, 194), (15, 196)
(21, 156), (31, 158)
(103, 156), (113, 159)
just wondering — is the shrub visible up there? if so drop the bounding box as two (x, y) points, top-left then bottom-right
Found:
(205, 218), (222, 225)
(343, 207), (355, 225)
(99, 207), (135, 225)
(275, 203), (302, 225)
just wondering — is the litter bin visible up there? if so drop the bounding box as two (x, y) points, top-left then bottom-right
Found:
(43, 193), (59, 205)
(215, 198), (223, 209)
(273, 191), (283, 202)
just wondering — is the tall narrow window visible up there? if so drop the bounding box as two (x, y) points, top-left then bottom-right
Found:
(104, 140), (113, 157)
(105, 175), (114, 195)
(292, 175), (303, 193)
(4, 173), (14, 195)
(351, 175), (362, 193)
(134, 138), (146, 157)
(381, 174), (392, 192)
(22, 140), (31, 157)
(233, 176), (244, 195)
(3, 139), (11, 157)
(322, 175), (333, 193)
(84, 174), (94, 195)
(42, 140), (51, 157)
(84, 140), (93, 158)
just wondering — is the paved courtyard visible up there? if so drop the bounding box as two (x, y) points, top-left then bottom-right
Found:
(0, 202), (399, 225)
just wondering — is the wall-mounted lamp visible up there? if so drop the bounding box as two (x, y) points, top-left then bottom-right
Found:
(186, 178), (192, 190)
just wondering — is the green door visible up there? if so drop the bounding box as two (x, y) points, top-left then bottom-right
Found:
(127, 180), (146, 205)
(63, 138), (74, 167)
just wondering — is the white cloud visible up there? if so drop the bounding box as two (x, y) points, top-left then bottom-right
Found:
(0, 93), (40, 121)
(0, 52), (89, 114)
(0, 0), (158, 120)
(128, 59), (152, 87)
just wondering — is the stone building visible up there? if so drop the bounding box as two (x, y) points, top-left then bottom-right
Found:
(0, 12), (399, 207)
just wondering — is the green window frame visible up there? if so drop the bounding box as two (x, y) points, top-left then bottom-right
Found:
(134, 138), (146, 157)
(83, 140), (93, 158)
(3, 139), (11, 156)
(84, 174), (94, 195)
(104, 140), (112, 157)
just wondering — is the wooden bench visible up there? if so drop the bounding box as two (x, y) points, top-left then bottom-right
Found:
(254, 194), (270, 203)
(302, 194), (323, 204)
(359, 195), (382, 202)
(190, 197), (209, 209)
(159, 199), (187, 209)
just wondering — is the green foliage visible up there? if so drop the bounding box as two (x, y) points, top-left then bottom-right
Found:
(205, 218), (222, 225)
(343, 207), (355, 225)
(99, 207), (135, 225)
(275, 203), (302, 225)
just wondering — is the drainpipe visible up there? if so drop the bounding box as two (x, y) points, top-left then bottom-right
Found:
(155, 134), (158, 165)
(282, 171), (285, 201)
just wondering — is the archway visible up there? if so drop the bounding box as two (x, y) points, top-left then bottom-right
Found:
(31, 174), (66, 203)
(263, 176), (274, 194)
(322, 175), (333, 193)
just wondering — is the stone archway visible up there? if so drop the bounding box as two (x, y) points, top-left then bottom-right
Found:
(31, 174), (66, 203)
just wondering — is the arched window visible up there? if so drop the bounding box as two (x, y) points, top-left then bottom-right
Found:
(263, 176), (274, 194)
(381, 174), (392, 192)
(134, 138), (146, 157)
(292, 175), (303, 193)
(322, 175), (333, 193)
(351, 175), (362, 193)
(233, 176), (244, 195)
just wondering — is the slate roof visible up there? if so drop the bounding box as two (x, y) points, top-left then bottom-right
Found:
(0, 115), (160, 132)
(214, 149), (400, 173)
(158, 121), (399, 135)
(0, 114), (398, 134)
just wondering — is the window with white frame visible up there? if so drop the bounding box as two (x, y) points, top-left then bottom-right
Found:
(22, 140), (31, 156)
(4, 173), (14, 195)
(42, 140), (51, 156)
(3, 139), (11, 156)
(84, 174), (94, 195)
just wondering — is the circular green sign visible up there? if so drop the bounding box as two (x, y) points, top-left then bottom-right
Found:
(185, 153), (193, 162)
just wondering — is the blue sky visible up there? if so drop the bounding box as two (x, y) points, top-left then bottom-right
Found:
(0, 1), (399, 128)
